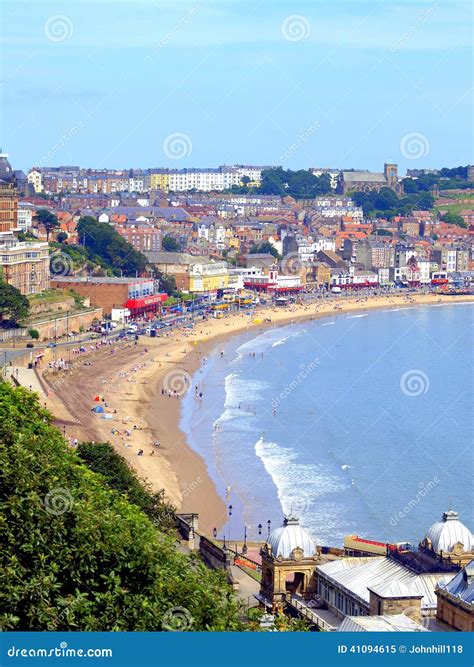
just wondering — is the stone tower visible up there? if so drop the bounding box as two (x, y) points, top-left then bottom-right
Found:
(384, 163), (398, 189)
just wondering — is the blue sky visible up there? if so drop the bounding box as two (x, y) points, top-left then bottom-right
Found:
(1, 0), (472, 173)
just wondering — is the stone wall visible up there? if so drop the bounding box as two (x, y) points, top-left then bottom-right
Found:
(32, 309), (103, 341)
(369, 591), (422, 624)
(199, 536), (232, 572)
(176, 513), (199, 550)
(29, 296), (76, 316)
(436, 593), (474, 631)
(51, 280), (129, 315)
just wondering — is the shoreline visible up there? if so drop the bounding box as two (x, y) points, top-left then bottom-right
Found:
(39, 293), (473, 536)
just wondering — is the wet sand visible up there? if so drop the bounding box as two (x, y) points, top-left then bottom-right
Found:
(40, 292), (473, 536)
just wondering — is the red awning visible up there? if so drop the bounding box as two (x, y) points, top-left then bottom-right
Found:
(124, 293), (168, 309)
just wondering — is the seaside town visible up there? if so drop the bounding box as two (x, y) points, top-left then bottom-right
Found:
(1, 149), (473, 636)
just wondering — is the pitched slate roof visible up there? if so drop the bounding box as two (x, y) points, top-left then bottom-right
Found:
(317, 557), (455, 610)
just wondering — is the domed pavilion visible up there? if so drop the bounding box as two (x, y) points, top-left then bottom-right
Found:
(259, 516), (320, 606)
(421, 509), (474, 567)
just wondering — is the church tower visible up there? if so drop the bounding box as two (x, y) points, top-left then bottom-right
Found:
(384, 163), (398, 188)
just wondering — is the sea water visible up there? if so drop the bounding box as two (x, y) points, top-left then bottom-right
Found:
(181, 303), (473, 547)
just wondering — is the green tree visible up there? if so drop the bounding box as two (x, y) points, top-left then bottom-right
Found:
(442, 212), (467, 228)
(373, 187), (399, 211)
(155, 270), (176, 295)
(0, 282), (30, 325)
(76, 217), (147, 276)
(76, 442), (175, 531)
(257, 168), (332, 198)
(34, 209), (59, 241)
(56, 231), (68, 243)
(162, 235), (180, 252)
(0, 384), (244, 631)
(249, 241), (280, 259)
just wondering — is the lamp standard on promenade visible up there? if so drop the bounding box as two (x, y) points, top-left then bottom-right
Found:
(227, 504), (233, 542)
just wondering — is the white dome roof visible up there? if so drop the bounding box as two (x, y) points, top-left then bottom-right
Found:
(267, 516), (316, 559)
(425, 509), (473, 553)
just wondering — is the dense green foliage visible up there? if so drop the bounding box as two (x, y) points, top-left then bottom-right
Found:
(156, 270), (177, 296)
(76, 442), (175, 532)
(49, 242), (111, 276)
(442, 212), (468, 228)
(257, 168), (332, 198)
(34, 209), (59, 240)
(0, 384), (244, 631)
(402, 166), (471, 193)
(0, 282), (30, 325)
(249, 241), (280, 259)
(351, 187), (435, 219)
(161, 234), (180, 252)
(76, 216), (148, 276)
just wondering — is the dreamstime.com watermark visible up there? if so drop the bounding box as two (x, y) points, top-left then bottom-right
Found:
(280, 251), (309, 276)
(162, 369), (191, 396)
(399, 369), (430, 396)
(163, 132), (193, 160)
(272, 357), (320, 409)
(281, 15), (311, 42)
(390, 3), (438, 52)
(390, 476), (440, 527)
(7, 642), (112, 659)
(154, 2), (201, 51)
(279, 120), (320, 163)
(37, 121), (84, 169)
(50, 250), (74, 276)
(44, 15), (73, 42)
(162, 606), (193, 631)
(181, 476), (203, 499)
(400, 132), (430, 161)
(43, 487), (74, 516)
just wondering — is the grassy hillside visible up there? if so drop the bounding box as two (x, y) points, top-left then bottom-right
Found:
(0, 383), (243, 631)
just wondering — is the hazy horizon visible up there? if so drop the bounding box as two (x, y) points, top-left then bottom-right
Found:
(2, 0), (472, 173)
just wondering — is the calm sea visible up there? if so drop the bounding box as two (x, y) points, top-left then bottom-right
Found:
(180, 303), (473, 547)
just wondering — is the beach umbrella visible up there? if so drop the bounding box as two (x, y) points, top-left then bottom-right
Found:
(93, 405), (105, 413)
(94, 395), (100, 401)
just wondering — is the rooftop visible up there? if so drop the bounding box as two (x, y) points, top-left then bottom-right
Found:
(51, 276), (153, 284)
(338, 614), (428, 632)
(267, 516), (316, 560)
(317, 556), (455, 610)
(343, 171), (386, 183)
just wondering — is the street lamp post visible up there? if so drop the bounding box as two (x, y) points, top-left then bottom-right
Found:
(242, 525), (248, 554)
(228, 504), (233, 542)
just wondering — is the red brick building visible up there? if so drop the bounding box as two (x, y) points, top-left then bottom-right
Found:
(51, 276), (167, 317)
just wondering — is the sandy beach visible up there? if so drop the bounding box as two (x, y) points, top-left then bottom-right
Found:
(39, 292), (473, 536)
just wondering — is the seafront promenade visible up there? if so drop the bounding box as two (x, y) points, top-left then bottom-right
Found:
(3, 291), (470, 537)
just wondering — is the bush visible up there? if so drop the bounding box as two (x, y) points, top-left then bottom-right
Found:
(28, 329), (40, 340)
(76, 442), (176, 532)
(0, 384), (243, 631)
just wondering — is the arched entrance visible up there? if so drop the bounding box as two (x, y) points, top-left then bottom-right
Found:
(285, 571), (306, 595)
